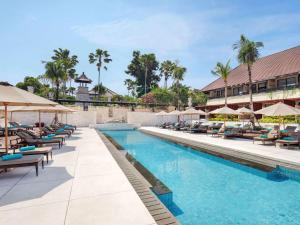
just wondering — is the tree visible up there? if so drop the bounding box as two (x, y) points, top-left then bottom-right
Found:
(125, 51), (160, 97)
(92, 84), (107, 96)
(172, 63), (187, 109)
(233, 34), (263, 124)
(51, 48), (78, 94)
(124, 79), (137, 97)
(189, 90), (207, 106)
(211, 60), (231, 106)
(44, 61), (66, 101)
(89, 49), (112, 98)
(170, 83), (189, 108)
(151, 87), (174, 105)
(16, 76), (42, 93)
(160, 60), (176, 88)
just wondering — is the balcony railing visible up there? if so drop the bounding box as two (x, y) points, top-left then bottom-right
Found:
(207, 84), (300, 100)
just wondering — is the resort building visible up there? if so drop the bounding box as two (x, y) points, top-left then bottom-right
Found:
(200, 45), (300, 112)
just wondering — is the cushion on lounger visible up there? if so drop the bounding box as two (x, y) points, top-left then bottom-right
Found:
(20, 146), (36, 151)
(42, 136), (52, 140)
(260, 135), (268, 138)
(47, 134), (56, 137)
(1, 154), (23, 161)
(282, 137), (296, 141)
(280, 130), (288, 133)
(56, 128), (64, 133)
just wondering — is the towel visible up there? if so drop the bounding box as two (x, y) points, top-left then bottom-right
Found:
(20, 146), (35, 151)
(1, 154), (23, 161)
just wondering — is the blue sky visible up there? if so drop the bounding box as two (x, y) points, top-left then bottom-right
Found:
(1, 0), (300, 94)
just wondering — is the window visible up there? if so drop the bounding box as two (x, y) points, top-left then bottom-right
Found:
(233, 86), (243, 96)
(215, 89), (225, 97)
(258, 82), (267, 92)
(277, 77), (297, 89)
(251, 84), (257, 93)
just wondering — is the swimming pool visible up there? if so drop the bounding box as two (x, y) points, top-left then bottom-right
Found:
(103, 130), (300, 225)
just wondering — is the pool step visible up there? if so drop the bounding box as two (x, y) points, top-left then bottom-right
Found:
(98, 130), (181, 225)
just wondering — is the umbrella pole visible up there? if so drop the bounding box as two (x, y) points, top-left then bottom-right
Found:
(10, 112), (13, 122)
(39, 110), (42, 134)
(4, 104), (8, 154)
(66, 113), (67, 124)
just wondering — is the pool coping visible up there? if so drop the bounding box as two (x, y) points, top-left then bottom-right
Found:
(96, 129), (181, 225)
(140, 127), (300, 171)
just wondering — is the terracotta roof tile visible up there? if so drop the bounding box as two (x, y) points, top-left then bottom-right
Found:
(202, 45), (300, 91)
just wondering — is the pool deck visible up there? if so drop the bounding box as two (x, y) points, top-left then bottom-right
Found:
(0, 128), (156, 225)
(140, 127), (300, 170)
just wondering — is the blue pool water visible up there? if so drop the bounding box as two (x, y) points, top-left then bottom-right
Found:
(103, 130), (300, 225)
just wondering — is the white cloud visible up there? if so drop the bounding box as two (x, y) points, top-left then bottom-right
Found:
(72, 13), (201, 53)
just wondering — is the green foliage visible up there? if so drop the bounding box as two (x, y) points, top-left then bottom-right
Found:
(16, 76), (52, 98)
(141, 92), (156, 104)
(259, 116), (298, 124)
(122, 95), (137, 102)
(125, 51), (160, 97)
(170, 83), (189, 108)
(159, 60), (176, 88)
(151, 88), (174, 105)
(92, 84), (106, 96)
(124, 79), (137, 97)
(111, 95), (124, 102)
(209, 115), (239, 122)
(189, 90), (207, 106)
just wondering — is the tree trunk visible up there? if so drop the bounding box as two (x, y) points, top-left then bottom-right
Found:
(164, 77), (168, 89)
(224, 80), (228, 107)
(55, 82), (59, 101)
(98, 68), (101, 99)
(247, 64), (255, 128)
(144, 67), (148, 95)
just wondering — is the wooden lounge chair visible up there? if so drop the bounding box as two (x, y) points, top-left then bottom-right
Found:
(0, 155), (44, 176)
(253, 129), (278, 145)
(45, 126), (71, 137)
(41, 127), (66, 143)
(51, 124), (74, 133)
(16, 130), (62, 148)
(13, 146), (53, 163)
(9, 122), (34, 130)
(276, 132), (300, 149)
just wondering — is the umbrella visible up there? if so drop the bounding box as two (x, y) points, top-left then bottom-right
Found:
(168, 110), (181, 123)
(155, 111), (168, 125)
(0, 85), (57, 153)
(255, 102), (300, 129)
(209, 106), (240, 127)
(180, 108), (206, 122)
(237, 107), (253, 126)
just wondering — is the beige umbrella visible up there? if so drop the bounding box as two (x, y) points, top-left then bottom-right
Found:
(0, 85), (57, 153)
(255, 102), (300, 129)
(155, 111), (168, 125)
(237, 107), (253, 126)
(209, 106), (240, 127)
(180, 108), (206, 122)
(168, 110), (181, 123)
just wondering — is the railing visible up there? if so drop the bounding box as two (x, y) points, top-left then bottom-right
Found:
(208, 84), (300, 100)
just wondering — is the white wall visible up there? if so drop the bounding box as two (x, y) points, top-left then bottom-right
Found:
(127, 112), (178, 126)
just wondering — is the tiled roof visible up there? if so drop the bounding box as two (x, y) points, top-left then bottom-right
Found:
(75, 72), (92, 83)
(202, 45), (300, 92)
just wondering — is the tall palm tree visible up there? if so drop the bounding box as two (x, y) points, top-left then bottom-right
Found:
(140, 54), (156, 95)
(211, 60), (231, 106)
(160, 60), (176, 88)
(44, 61), (66, 101)
(233, 35), (263, 117)
(89, 49), (112, 98)
(172, 63), (187, 109)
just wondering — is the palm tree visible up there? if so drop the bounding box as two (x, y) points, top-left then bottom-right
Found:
(160, 60), (176, 88)
(89, 49), (112, 98)
(140, 54), (156, 95)
(211, 60), (231, 106)
(233, 35), (263, 116)
(44, 62), (66, 101)
(172, 63), (187, 109)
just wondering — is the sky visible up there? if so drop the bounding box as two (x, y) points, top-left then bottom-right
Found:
(1, 0), (300, 95)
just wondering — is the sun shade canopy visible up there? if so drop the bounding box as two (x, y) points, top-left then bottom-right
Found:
(255, 102), (300, 116)
(236, 107), (253, 114)
(180, 108), (206, 115)
(0, 85), (57, 106)
(0, 104), (76, 113)
(209, 106), (240, 115)
(155, 111), (168, 116)
(168, 110), (181, 115)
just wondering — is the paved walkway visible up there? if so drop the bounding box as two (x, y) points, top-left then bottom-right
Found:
(0, 128), (156, 225)
(140, 127), (300, 169)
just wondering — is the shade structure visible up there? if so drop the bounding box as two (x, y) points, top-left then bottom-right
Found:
(209, 106), (240, 115)
(168, 110), (181, 115)
(255, 102), (300, 116)
(155, 111), (168, 116)
(0, 85), (57, 153)
(236, 107), (253, 114)
(180, 108), (206, 115)
(0, 85), (57, 106)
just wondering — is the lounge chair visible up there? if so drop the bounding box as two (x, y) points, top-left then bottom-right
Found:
(0, 154), (44, 176)
(276, 132), (300, 149)
(45, 126), (71, 137)
(16, 130), (62, 148)
(51, 124), (74, 133)
(41, 127), (66, 143)
(9, 122), (34, 130)
(13, 146), (53, 163)
(253, 129), (279, 145)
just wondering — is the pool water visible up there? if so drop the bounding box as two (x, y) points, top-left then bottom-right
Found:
(103, 130), (300, 225)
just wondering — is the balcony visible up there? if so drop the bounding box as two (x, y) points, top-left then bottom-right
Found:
(206, 86), (300, 106)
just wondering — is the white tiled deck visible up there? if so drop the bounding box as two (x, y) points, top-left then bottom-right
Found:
(0, 128), (156, 225)
(140, 127), (300, 169)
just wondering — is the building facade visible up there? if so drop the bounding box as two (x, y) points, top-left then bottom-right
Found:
(200, 46), (300, 112)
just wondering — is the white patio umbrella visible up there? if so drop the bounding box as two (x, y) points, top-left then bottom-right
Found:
(155, 111), (168, 125)
(0, 85), (57, 153)
(209, 106), (240, 127)
(255, 102), (300, 129)
(237, 107), (253, 126)
(168, 110), (181, 122)
(180, 108), (206, 122)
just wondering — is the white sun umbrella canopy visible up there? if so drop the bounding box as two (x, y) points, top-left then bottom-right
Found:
(236, 107), (253, 114)
(0, 85), (57, 153)
(255, 102), (300, 116)
(155, 111), (168, 125)
(168, 110), (181, 123)
(180, 108), (206, 123)
(209, 106), (240, 127)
